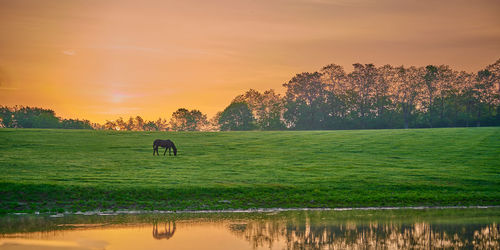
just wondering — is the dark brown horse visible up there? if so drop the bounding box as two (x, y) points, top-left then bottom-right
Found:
(153, 139), (177, 156)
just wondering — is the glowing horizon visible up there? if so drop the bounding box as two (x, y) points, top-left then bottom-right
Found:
(1, 0), (499, 123)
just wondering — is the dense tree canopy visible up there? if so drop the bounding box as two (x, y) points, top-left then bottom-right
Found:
(170, 108), (208, 131)
(220, 58), (499, 130)
(232, 89), (285, 130)
(218, 102), (255, 131)
(0, 106), (92, 129)
(276, 59), (499, 130)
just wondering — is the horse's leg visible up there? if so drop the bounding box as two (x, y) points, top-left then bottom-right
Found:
(153, 146), (157, 155)
(169, 147), (171, 156)
(163, 147), (168, 156)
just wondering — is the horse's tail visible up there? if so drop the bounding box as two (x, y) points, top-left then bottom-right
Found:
(172, 143), (177, 156)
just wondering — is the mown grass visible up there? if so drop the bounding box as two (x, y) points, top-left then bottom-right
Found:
(0, 127), (498, 213)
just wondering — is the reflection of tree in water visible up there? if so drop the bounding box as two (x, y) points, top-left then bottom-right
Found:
(229, 218), (499, 249)
(229, 220), (286, 249)
(152, 220), (176, 240)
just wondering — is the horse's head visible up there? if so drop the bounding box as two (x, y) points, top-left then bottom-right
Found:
(173, 146), (177, 156)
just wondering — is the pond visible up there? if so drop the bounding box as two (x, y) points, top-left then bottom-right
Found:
(0, 208), (498, 249)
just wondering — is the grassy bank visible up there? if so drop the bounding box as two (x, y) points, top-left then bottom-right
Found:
(0, 127), (499, 213)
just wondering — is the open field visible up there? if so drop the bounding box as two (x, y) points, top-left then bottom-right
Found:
(0, 127), (499, 213)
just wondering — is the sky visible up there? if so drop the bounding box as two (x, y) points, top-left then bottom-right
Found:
(0, 0), (499, 123)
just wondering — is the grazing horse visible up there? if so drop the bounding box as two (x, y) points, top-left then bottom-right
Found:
(153, 139), (177, 156)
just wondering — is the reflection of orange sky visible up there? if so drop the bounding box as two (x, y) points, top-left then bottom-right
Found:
(0, 222), (280, 250)
(1, 0), (499, 123)
(1, 219), (498, 249)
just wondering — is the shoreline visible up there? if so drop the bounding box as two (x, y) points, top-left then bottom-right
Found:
(9, 205), (500, 217)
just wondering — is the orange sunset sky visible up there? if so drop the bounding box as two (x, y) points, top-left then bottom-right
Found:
(1, 0), (499, 123)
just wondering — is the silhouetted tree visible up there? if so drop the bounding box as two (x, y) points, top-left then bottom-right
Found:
(155, 118), (169, 131)
(233, 89), (285, 130)
(423, 65), (439, 127)
(143, 121), (158, 131)
(283, 72), (328, 129)
(454, 71), (475, 126)
(0, 106), (92, 129)
(60, 119), (92, 129)
(126, 117), (135, 130)
(218, 102), (255, 131)
(115, 117), (127, 130)
(373, 65), (394, 126)
(170, 108), (208, 131)
(475, 69), (496, 126)
(320, 64), (350, 128)
(258, 90), (286, 130)
(0, 106), (13, 127)
(12, 106), (60, 128)
(392, 66), (424, 128)
(134, 116), (145, 131)
(103, 120), (117, 130)
(206, 112), (222, 131)
(347, 63), (378, 128)
(485, 59), (500, 124)
(233, 89), (263, 119)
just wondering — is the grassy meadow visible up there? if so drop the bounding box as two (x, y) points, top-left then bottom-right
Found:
(0, 127), (499, 213)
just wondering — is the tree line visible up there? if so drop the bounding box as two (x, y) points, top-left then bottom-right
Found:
(219, 59), (499, 130)
(217, 58), (499, 130)
(0, 106), (92, 129)
(1, 59), (498, 130)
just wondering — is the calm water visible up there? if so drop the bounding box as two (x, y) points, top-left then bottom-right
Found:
(0, 208), (498, 249)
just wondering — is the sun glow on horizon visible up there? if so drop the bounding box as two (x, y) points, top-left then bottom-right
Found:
(1, 0), (499, 123)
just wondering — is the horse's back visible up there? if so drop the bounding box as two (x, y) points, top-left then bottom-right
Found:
(164, 139), (173, 147)
(153, 139), (165, 146)
(154, 139), (173, 147)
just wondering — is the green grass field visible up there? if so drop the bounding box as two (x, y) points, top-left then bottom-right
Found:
(0, 127), (499, 213)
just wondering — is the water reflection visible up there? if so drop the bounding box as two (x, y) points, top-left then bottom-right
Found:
(0, 208), (498, 249)
(228, 220), (499, 249)
(152, 220), (176, 240)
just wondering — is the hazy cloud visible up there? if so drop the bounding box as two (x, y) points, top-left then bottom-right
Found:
(110, 92), (132, 103)
(96, 107), (141, 115)
(62, 50), (76, 56)
(0, 87), (18, 91)
(293, 0), (370, 6)
(107, 45), (163, 53)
